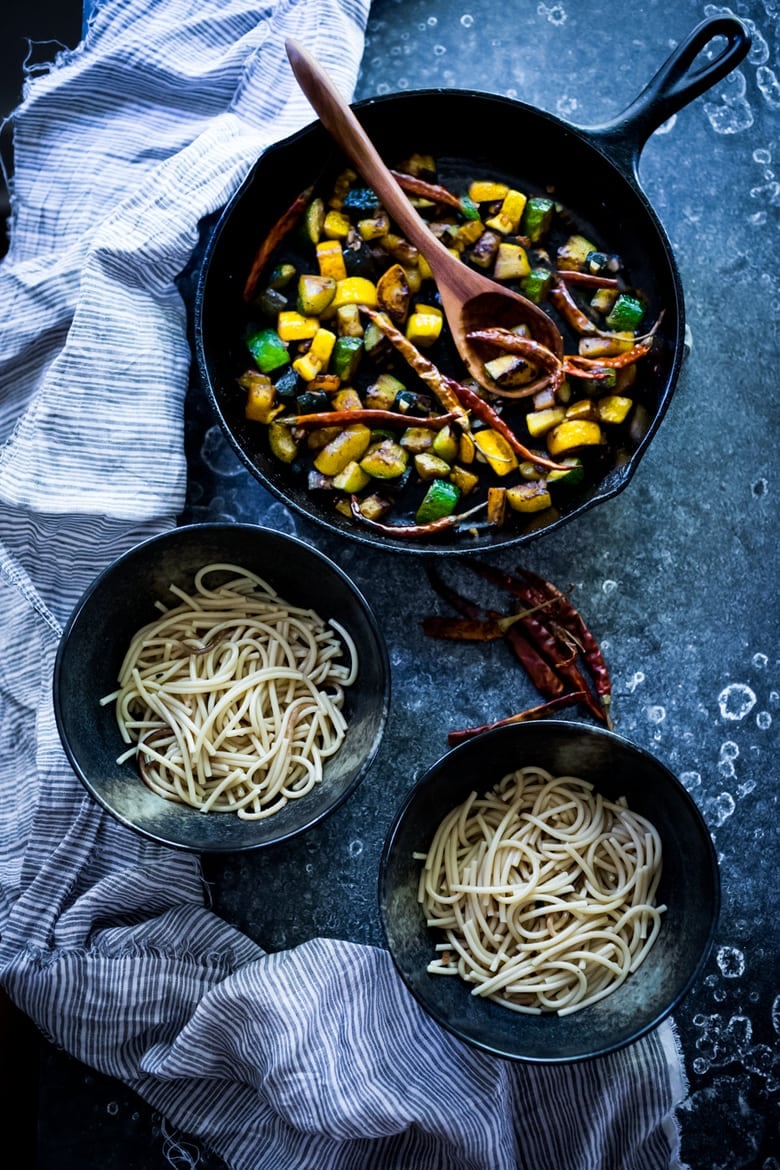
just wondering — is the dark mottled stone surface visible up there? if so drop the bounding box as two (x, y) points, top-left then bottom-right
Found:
(33, 1), (778, 1167)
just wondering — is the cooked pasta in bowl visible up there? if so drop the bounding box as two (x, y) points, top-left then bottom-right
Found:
(379, 720), (719, 1063)
(53, 523), (390, 852)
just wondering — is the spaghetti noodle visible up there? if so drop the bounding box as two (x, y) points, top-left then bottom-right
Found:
(101, 563), (357, 819)
(416, 766), (665, 1015)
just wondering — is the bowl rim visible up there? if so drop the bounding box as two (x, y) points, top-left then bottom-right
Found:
(377, 718), (720, 1063)
(53, 521), (391, 853)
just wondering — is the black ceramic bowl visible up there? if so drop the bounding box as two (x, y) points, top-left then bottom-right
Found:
(379, 720), (719, 1063)
(53, 523), (390, 853)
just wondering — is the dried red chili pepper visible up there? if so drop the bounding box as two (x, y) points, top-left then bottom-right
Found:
(424, 565), (565, 700)
(390, 169), (463, 210)
(465, 328), (565, 395)
(243, 186), (313, 302)
(421, 615), (503, 641)
(349, 496), (485, 537)
(557, 270), (620, 289)
(462, 558), (605, 724)
(447, 380), (564, 472)
(565, 338), (655, 371)
(513, 566), (612, 726)
(548, 275), (607, 337)
(447, 692), (588, 747)
(284, 409), (456, 431)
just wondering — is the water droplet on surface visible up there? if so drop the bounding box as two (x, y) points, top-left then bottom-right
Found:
(460, 14), (475, 28)
(602, 578), (618, 594)
(757, 65), (780, 110)
(647, 705), (666, 724)
(681, 770), (702, 790)
(718, 683), (757, 721)
(716, 945), (746, 978)
(348, 838), (363, 858)
(752, 652), (768, 669)
(704, 70), (754, 134)
(704, 791), (736, 827)
(537, 2), (567, 24)
(201, 426), (243, 476)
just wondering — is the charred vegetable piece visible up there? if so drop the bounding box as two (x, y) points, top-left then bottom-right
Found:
(268, 419), (300, 463)
(493, 242), (531, 281)
(241, 371), (283, 424)
(304, 197), (325, 244)
(506, 482), (552, 512)
(485, 189), (527, 235)
(556, 234), (597, 272)
(278, 311), (319, 341)
(473, 429), (519, 477)
(296, 389), (330, 414)
(332, 460), (371, 492)
(314, 425), (372, 475)
(406, 305), (443, 347)
(520, 267), (553, 303)
(246, 328), (289, 373)
(605, 293), (645, 332)
(376, 263), (410, 324)
(360, 438), (409, 479)
(459, 194), (481, 220)
(468, 180), (508, 202)
(546, 419), (603, 455)
(330, 277), (378, 310)
(268, 263), (297, 290)
(254, 286), (288, 317)
(342, 186), (382, 214)
(546, 456), (584, 485)
(597, 395), (633, 424)
(297, 274), (336, 316)
(415, 478), (461, 524)
(521, 196), (554, 242)
(331, 335), (363, 381)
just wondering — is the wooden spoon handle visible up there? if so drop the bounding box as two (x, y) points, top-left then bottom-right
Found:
(285, 39), (451, 267)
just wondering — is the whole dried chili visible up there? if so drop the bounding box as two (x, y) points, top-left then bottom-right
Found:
(557, 270), (620, 289)
(349, 495), (485, 537)
(243, 186), (313, 302)
(465, 328), (564, 394)
(447, 692), (588, 747)
(425, 564), (565, 700)
(282, 409), (456, 431)
(513, 565), (613, 725)
(421, 615), (503, 641)
(462, 558), (606, 724)
(548, 275), (608, 337)
(359, 307), (470, 427)
(447, 380), (564, 472)
(565, 338), (655, 372)
(390, 169), (463, 211)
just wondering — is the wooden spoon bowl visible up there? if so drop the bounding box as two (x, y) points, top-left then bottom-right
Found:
(285, 39), (563, 390)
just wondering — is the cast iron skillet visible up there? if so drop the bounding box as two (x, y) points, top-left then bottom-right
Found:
(194, 17), (749, 556)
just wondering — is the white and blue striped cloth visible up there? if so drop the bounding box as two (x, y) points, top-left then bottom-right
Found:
(0, 2), (689, 1166)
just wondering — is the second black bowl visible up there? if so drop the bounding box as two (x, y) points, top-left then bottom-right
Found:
(53, 523), (390, 853)
(379, 720), (719, 1063)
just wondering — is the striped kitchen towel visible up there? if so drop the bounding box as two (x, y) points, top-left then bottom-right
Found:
(0, 1), (688, 1166)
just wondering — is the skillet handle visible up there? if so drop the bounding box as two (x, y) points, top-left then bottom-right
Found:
(585, 16), (751, 178)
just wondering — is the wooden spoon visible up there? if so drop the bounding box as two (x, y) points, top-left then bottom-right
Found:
(285, 39), (564, 392)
